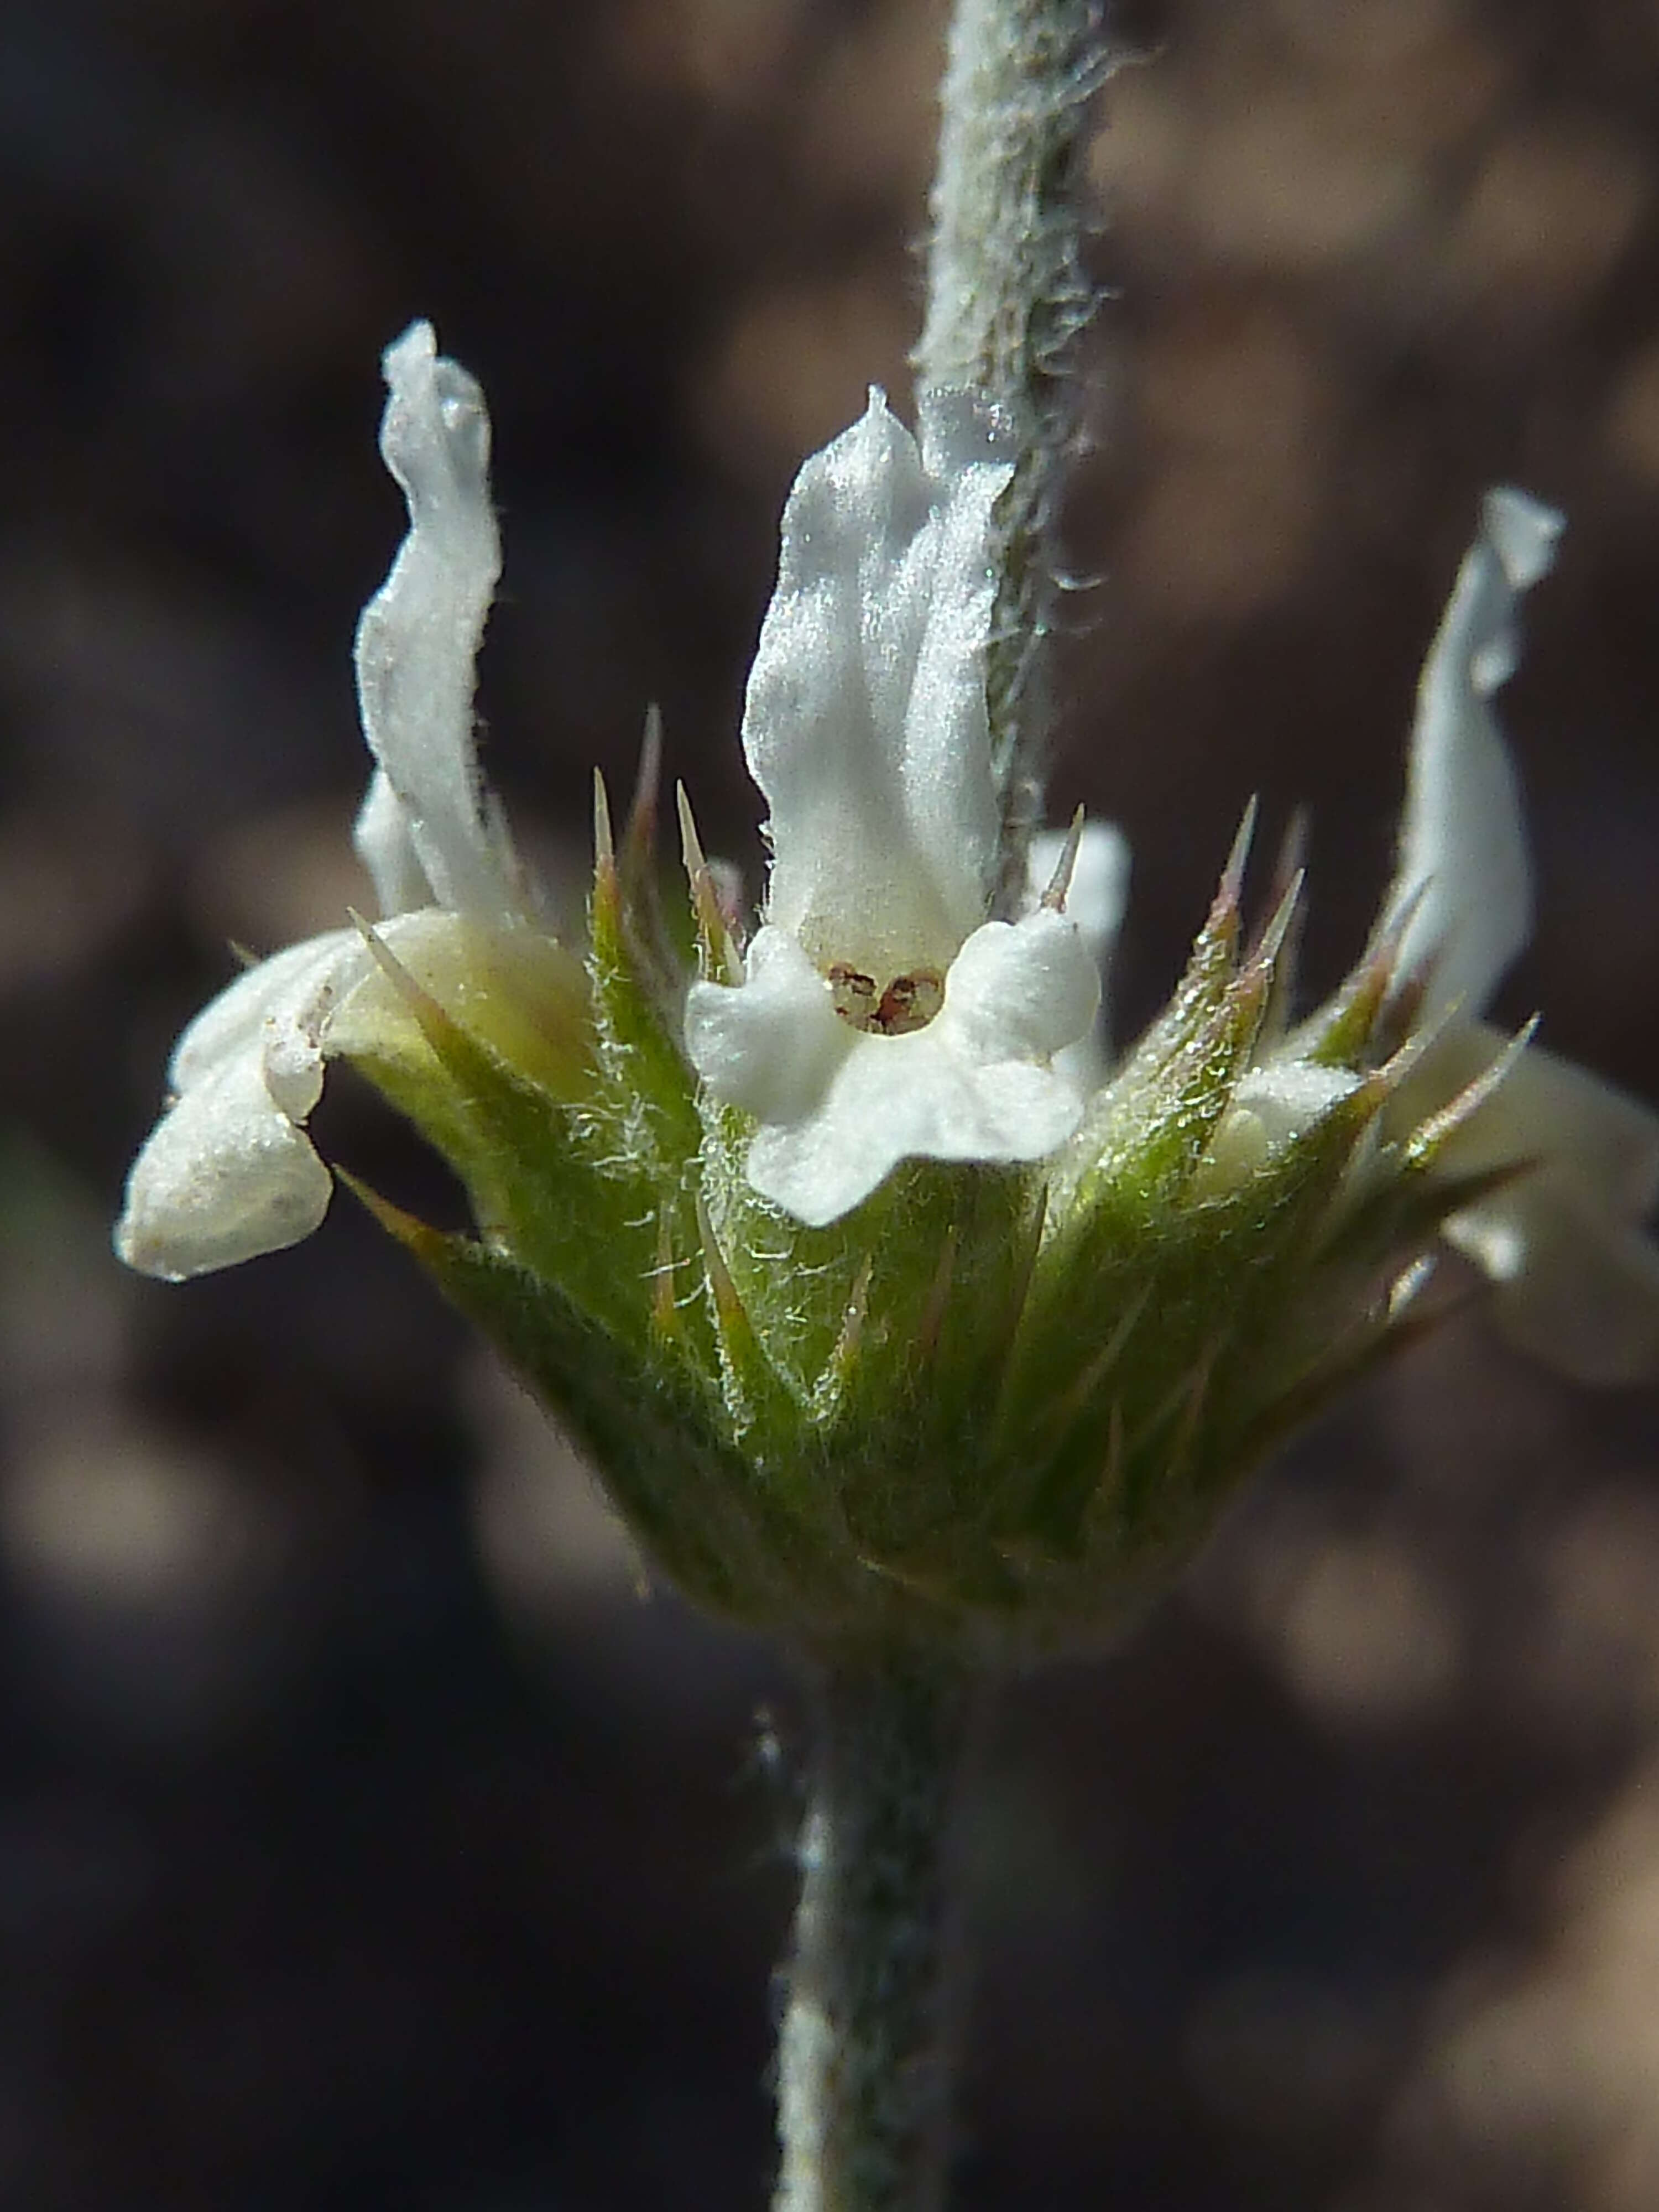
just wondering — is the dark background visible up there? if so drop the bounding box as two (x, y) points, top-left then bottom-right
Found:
(3, 1), (1659, 2205)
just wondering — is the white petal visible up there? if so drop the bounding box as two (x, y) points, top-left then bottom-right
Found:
(1233, 1058), (1361, 1147)
(115, 1048), (336, 1282)
(353, 765), (432, 917)
(1024, 821), (1131, 974)
(352, 320), (510, 919)
(1188, 1059), (1363, 1201)
(1025, 819), (1130, 1087)
(1433, 1024), (1659, 1220)
(1406, 1021), (1659, 1384)
(742, 388), (1012, 979)
(701, 908), (1098, 1227)
(1445, 1185), (1659, 1386)
(116, 931), (369, 1281)
(170, 931), (363, 1093)
(684, 926), (853, 1125)
(745, 1024), (1085, 1228)
(933, 910), (1100, 1064)
(1387, 486), (1563, 1020)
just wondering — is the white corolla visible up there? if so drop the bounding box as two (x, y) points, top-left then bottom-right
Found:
(116, 321), (521, 1280)
(1372, 487), (1659, 1384)
(682, 389), (1117, 1227)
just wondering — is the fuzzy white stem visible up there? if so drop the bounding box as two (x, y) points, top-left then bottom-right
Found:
(915, 0), (1110, 899)
(774, 1652), (983, 2212)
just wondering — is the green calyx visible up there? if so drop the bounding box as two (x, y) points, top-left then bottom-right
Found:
(334, 782), (1516, 1661)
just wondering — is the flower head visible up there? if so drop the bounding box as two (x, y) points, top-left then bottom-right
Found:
(112, 332), (1659, 1655)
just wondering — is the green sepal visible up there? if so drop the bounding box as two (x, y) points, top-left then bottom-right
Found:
(342, 1176), (769, 1616)
(588, 818), (705, 1181)
(340, 936), (664, 1349)
(987, 1068), (1391, 1594)
(1058, 829), (1281, 1223)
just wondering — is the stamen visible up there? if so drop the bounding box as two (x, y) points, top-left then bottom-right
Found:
(828, 964), (879, 1025)
(827, 964), (946, 1035)
(873, 971), (944, 1035)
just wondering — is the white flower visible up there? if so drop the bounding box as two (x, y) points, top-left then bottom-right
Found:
(1381, 487), (1659, 1382)
(116, 321), (515, 1280)
(684, 389), (1108, 1227)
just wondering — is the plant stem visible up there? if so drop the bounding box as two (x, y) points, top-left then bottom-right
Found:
(773, 1648), (985, 2212)
(915, 0), (1111, 899)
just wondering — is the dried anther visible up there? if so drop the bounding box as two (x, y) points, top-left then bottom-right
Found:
(828, 964), (946, 1035)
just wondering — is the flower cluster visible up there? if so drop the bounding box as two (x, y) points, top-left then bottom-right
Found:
(116, 325), (1659, 1647)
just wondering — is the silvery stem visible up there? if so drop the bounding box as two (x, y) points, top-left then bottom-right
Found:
(915, 0), (1110, 898)
(773, 1651), (984, 2212)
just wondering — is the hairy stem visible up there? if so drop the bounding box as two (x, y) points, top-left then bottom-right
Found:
(773, 1650), (985, 2212)
(915, 0), (1111, 898)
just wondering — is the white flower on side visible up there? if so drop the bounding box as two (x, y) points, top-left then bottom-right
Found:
(684, 389), (1108, 1227)
(1380, 487), (1659, 1383)
(116, 321), (515, 1280)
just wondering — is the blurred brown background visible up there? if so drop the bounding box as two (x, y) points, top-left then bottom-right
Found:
(3, 1), (1659, 2206)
